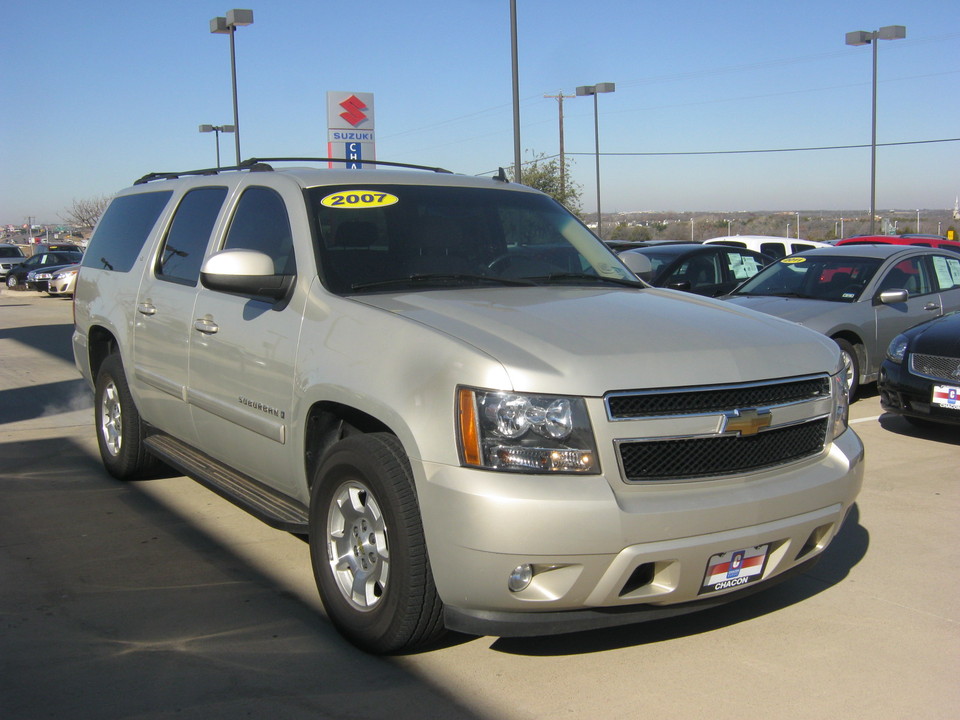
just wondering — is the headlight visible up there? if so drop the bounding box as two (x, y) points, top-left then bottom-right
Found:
(886, 334), (909, 364)
(457, 387), (599, 473)
(54, 268), (79, 280)
(830, 366), (849, 441)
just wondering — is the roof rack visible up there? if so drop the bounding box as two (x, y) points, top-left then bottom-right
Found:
(134, 157), (453, 185)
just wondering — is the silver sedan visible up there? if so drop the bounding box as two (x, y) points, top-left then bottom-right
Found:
(725, 245), (960, 398)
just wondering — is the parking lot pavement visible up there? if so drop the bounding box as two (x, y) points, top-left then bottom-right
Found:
(2, 288), (958, 720)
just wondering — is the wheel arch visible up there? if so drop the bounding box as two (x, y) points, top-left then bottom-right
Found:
(303, 401), (395, 491)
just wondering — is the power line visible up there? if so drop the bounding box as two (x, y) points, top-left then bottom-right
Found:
(567, 137), (960, 158)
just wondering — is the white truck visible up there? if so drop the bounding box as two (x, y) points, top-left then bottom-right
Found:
(73, 159), (863, 653)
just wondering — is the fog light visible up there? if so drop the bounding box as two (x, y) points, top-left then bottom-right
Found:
(508, 564), (534, 592)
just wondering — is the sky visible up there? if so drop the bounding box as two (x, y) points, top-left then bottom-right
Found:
(2, 0), (958, 224)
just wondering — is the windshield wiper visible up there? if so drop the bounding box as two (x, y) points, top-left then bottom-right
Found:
(351, 274), (537, 291)
(531, 272), (645, 288)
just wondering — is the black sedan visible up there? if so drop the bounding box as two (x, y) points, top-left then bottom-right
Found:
(618, 243), (772, 297)
(879, 311), (960, 427)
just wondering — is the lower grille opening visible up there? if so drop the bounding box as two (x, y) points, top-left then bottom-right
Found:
(619, 562), (656, 596)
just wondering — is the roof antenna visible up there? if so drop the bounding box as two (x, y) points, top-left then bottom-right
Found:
(494, 167), (509, 183)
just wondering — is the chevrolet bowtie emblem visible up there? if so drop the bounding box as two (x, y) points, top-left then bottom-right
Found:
(723, 408), (772, 436)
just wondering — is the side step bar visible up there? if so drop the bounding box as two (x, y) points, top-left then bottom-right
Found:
(144, 432), (309, 534)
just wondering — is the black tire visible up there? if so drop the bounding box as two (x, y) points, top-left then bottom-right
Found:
(834, 338), (860, 401)
(309, 433), (445, 654)
(94, 354), (155, 479)
(7, 275), (18, 288)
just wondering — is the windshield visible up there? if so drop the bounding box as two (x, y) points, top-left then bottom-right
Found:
(732, 255), (882, 302)
(308, 185), (639, 294)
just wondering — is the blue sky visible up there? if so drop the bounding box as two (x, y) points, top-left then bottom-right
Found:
(2, 0), (958, 223)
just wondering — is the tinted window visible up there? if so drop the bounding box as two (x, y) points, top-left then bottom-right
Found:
(156, 187), (228, 285)
(223, 186), (295, 274)
(759, 243), (786, 258)
(0, 247), (23, 258)
(82, 191), (172, 272)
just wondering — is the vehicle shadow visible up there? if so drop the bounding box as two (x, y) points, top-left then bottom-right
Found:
(0, 435), (486, 720)
(878, 412), (960, 446)
(0, 321), (76, 364)
(489, 504), (868, 657)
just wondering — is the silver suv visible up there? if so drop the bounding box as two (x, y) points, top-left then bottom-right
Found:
(73, 158), (863, 653)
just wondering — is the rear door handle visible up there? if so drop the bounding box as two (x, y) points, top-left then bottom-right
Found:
(194, 318), (219, 335)
(137, 302), (156, 316)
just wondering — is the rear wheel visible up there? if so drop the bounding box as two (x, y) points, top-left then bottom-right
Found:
(94, 354), (155, 479)
(309, 433), (445, 654)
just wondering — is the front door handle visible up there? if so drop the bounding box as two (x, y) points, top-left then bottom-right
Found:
(923, 303), (939, 312)
(194, 318), (219, 335)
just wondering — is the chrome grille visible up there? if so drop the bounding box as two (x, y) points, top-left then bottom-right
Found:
(910, 353), (960, 383)
(607, 376), (832, 483)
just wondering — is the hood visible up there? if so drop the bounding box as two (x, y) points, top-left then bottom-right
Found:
(910, 312), (960, 357)
(724, 295), (848, 325)
(354, 287), (840, 395)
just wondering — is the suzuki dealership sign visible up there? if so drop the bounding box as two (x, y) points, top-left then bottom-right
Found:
(327, 91), (375, 169)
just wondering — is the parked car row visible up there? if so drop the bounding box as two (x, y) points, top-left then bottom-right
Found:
(4, 247), (83, 295)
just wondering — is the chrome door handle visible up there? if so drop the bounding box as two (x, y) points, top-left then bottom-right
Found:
(923, 303), (939, 312)
(194, 318), (219, 335)
(137, 302), (156, 316)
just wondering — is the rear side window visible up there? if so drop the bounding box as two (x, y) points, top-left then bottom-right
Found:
(759, 243), (786, 258)
(156, 187), (228, 285)
(82, 191), (172, 272)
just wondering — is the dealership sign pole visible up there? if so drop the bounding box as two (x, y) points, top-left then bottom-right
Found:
(327, 91), (376, 169)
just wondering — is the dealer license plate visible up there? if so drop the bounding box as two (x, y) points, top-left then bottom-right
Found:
(932, 385), (960, 410)
(699, 545), (769, 595)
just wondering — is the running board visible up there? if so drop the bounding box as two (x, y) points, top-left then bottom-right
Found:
(144, 432), (309, 534)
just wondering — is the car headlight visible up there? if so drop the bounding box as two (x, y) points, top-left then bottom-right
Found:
(457, 387), (599, 473)
(830, 365), (850, 441)
(886, 334), (909, 364)
(54, 268), (79, 280)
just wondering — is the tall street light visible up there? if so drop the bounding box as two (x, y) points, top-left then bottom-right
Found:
(845, 24), (905, 235)
(210, 9), (254, 166)
(199, 124), (235, 169)
(576, 83), (615, 237)
(509, 0), (521, 183)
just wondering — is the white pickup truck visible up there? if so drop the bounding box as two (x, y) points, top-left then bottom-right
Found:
(73, 159), (863, 653)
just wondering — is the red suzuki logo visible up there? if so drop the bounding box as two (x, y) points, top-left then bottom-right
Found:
(339, 95), (368, 127)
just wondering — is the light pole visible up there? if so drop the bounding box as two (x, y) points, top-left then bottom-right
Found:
(210, 9), (254, 166)
(509, 0), (521, 183)
(576, 82), (615, 237)
(845, 24), (905, 234)
(199, 124), (236, 169)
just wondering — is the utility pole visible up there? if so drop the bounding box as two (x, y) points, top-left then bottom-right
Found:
(544, 91), (574, 200)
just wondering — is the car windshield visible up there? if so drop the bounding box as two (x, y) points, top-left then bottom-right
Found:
(309, 185), (639, 294)
(731, 255), (882, 303)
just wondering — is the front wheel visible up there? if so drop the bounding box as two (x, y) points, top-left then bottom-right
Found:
(7, 275), (18, 288)
(834, 338), (860, 402)
(94, 354), (155, 479)
(309, 433), (445, 654)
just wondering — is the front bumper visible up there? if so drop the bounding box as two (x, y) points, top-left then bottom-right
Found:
(417, 428), (863, 637)
(879, 361), (960, 426)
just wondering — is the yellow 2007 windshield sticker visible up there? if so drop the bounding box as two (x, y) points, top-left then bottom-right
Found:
(321, 191), (399, 209)
(780, 257), (807, 264)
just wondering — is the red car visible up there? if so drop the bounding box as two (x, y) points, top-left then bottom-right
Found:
(836, 234), (960, 253)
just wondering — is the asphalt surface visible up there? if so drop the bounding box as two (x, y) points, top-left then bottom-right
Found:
(1, 288), (957, 720)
